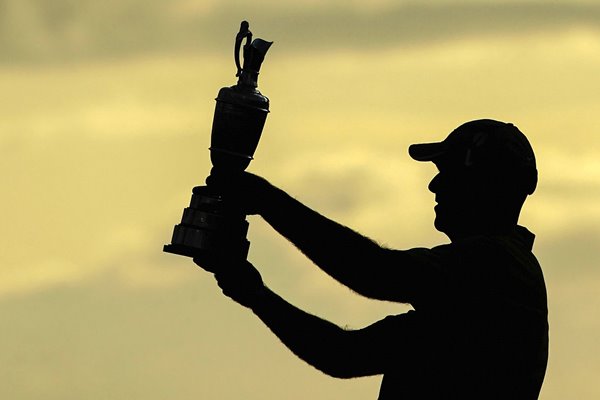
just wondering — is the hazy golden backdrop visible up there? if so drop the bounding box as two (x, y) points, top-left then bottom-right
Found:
(2, 1), (600, 399)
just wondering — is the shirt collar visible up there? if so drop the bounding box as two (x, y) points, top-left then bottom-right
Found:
(514, 225), (535, 250)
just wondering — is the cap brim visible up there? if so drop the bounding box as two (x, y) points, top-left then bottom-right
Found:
(408, 142), (447, 162)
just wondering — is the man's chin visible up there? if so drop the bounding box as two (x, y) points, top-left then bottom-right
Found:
(434, 215), (457, 238)
(433, 218), (446, 233)
(433, 216), (447, 234)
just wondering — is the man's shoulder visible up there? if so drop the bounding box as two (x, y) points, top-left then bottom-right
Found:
(408, 228), (543, 294)
(427, 227), (537, 262)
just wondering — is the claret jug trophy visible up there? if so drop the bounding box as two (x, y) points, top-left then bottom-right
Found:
(163, 21), (272, 263)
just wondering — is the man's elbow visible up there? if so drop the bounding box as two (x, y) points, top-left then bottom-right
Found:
(315, 363), (365, 379)
(352, 248), (414, 303)
(296, 329), (381, 379)
(309, 348), (378, 379)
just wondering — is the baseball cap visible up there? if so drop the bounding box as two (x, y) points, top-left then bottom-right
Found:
(409, 119), (537, 194)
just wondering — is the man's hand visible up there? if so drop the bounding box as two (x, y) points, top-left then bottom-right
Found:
(206, 170), (274, 216)
(194, 257), (265, 308)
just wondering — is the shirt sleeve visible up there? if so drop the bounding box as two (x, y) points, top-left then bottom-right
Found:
(339, 310), (422, 377)
(373, 244), (456, 306)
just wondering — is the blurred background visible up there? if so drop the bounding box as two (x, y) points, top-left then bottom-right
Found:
(1, 0), (599, 399)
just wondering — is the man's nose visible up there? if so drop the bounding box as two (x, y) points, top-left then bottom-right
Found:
(428, 173), (441, 193)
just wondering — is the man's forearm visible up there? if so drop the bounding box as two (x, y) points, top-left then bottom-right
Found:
(249, 286), (382, 378)
(260, 186), (391, 299)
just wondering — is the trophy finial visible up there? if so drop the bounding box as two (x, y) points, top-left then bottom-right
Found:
(233, 21), (273, 88)
(235, 21), (252, 78)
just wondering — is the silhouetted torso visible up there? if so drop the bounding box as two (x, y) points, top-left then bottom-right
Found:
(375, 226), (548, 399)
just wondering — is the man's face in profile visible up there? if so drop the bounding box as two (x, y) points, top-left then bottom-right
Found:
(428, 165), (482, 237)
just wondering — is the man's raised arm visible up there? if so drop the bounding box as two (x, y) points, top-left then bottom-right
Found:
(209, 171), (421, 303)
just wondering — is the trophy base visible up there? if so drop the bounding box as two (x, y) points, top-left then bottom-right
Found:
(163, 244), (210, 258)
(163, 239), (250, 260)
(163, 185), (250, 262)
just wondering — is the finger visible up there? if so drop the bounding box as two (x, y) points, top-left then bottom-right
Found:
(193, 257), (219, 273)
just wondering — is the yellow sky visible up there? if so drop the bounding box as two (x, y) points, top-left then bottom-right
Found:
(1, 2), (600, 399)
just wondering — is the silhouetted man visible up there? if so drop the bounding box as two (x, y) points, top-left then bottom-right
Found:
(195, 119), (548, 399)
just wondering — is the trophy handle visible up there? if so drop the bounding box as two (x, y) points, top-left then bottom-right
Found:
(235, 21), (252, 77)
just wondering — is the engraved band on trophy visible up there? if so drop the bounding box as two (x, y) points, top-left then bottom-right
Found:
(163, 21), (272, 262)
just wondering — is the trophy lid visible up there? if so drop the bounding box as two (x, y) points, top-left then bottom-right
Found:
(235, 21), (273, 88)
